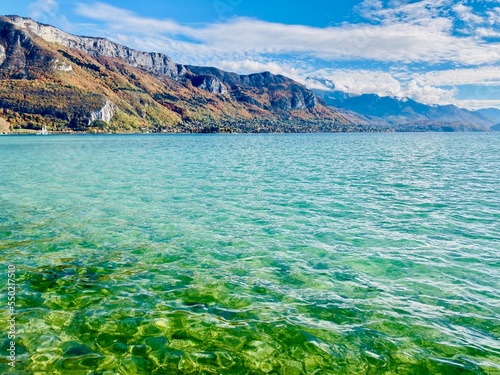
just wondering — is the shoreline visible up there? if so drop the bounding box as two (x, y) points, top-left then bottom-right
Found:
(1, 129), (495, 136)
(1, 125), (495, 136)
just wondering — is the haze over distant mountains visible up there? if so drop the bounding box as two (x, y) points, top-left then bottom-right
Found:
(314, 90), (500, 131)
(0, 15), (498, 133)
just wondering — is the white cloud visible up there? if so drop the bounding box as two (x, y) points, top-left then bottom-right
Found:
(486, 7), (500, 25)
(357, 0), (384, 20)
(308, 69), (404, 97)
(368, 0), (452, 25)
(412, 67), (500, 86)
(476, 27), (500, 38)
(28, 0), (75, 32)
(453, 3), (485, 24)
(303, 67), (499, 109)
(453, 99), (500, 110)
(405, 80), (458, 105)
(365, 0), (500, 43)
(212, 60), (306, 82)
(29, 0), (59, 21)
(213, 60), (283, 74)
(74, 2), (500, 66)
(74, 2), (191, 36)
(451, 3), (500, 38)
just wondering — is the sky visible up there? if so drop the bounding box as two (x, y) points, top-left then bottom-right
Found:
(1, 0), (499, 109)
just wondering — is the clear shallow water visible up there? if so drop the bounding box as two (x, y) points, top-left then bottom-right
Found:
(0, 133), (499, 374)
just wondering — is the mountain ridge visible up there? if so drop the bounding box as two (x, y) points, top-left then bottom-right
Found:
(3, 15), (185, 79)
(315, 90), (497, 131)
(1, 15), (362, 133)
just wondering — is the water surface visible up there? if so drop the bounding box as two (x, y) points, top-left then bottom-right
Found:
(0, 133), (499, 374)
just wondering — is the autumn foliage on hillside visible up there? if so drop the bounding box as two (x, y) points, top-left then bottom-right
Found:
(0, 16), (360, 133)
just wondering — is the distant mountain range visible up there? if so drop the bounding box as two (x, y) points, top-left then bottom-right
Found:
(314, 90), (500, 131)
(475, 108), (500, 128)
(0, 15), (498, 133)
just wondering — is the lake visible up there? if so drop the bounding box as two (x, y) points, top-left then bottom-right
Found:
(0, 133), (499, 374)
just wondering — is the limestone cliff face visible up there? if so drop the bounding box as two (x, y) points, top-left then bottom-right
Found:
(185, 67), (318, 110)
(0, 20), (46, 79)
(52, 58), (72, 72)
(190, 75), (228, 95)
(0, 117), (10, 133)
(4, 15), (186, 79)
(88, 100), (115, 124)
(0, 44), (5, 65)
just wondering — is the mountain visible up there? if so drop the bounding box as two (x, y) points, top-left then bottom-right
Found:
(0, 15), (361, 133)
(474, 108), (500, 127)
(1, 16), (494, 134)
(315, 91), (495, 131)
(491, 123), (500, 131)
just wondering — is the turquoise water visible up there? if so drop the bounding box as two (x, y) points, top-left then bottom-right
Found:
(0, 133), (499, 374)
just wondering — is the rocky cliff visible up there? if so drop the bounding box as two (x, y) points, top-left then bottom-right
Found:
(5, 16), (185, 79)
(88, 100), (115, 124)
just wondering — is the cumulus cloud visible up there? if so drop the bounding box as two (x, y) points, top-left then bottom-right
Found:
(302, 67), (500, 109)
(308, 69), (404, 97)
(405, 81), (458, 105)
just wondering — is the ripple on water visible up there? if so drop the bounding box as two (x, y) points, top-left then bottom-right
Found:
(0, 133), (499, 374)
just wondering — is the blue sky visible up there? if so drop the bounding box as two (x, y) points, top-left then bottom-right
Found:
(1, 0), (499, 109)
